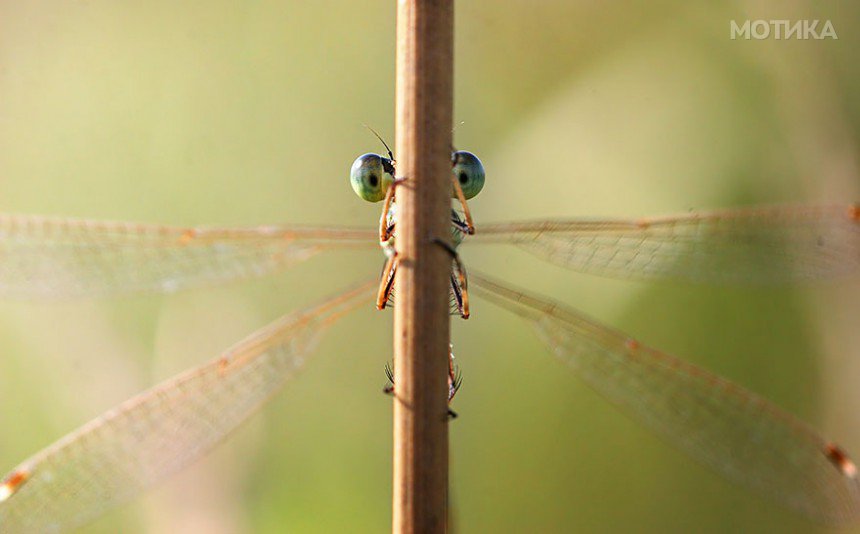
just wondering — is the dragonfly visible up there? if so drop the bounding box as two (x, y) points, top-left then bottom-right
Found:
(0, 147), (859, 532)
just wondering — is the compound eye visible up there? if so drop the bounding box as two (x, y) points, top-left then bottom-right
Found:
(350, 153), (393, 202)
(451, 151), (485, 200)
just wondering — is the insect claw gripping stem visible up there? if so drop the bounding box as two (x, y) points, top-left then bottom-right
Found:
(384, 360), (460, 420)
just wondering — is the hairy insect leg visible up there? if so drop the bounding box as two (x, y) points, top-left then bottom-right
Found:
(378, 176), (406, 243)
(433, 237), (470, 319)
(450, 174), (475, 235)
(383, 344), (461, 419)
(376, 251), (398, 310)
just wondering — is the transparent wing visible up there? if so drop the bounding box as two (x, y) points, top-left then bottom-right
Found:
(0, 280), (376, 532)
(471, 204), (860, 284)
(0, 214), (376, 298)
(471, 272), (860, 525)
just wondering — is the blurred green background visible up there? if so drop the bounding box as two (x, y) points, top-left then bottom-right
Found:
(1, 1), (859, 532)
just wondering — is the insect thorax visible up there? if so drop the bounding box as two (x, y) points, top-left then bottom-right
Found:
(383, 203), (469, 250)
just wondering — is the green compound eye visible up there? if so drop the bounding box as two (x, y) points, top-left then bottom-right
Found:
(451, 151), (485, 200)
(350, 153), (394, 203)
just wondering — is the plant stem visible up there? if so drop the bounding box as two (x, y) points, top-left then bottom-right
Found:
(392, 0), (454, 532)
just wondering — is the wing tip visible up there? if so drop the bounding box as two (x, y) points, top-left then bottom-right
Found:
(0, 468), (31, 502)
(825, 442), (858, 478)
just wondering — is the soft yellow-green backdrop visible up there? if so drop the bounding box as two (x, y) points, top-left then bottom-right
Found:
(1, 1), (859, 532)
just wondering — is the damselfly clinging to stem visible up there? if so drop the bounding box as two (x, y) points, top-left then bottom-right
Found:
(349, 132), (484, 408)
(0, 143), (859, 530)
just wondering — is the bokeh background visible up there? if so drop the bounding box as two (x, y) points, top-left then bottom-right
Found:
(0, 1), (859, 532)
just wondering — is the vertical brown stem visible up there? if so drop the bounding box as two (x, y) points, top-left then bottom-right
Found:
(393, 0), (454, 533)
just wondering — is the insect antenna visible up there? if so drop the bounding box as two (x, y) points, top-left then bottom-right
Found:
(363, 124), (394, 161)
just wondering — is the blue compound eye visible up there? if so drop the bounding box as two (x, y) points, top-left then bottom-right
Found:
(451, 151), (485, 200)
(350, 153), (394, 202)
